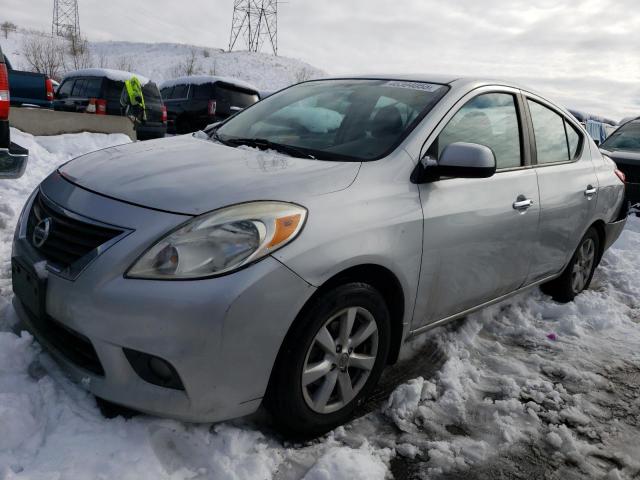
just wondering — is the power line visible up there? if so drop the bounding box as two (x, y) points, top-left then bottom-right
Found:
(229, 0), (278, 55)
(52, 0), (80, 38)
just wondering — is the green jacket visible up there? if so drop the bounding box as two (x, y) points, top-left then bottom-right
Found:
(124, 76), (146, 121)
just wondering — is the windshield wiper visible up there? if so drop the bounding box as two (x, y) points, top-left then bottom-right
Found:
(225, 137), (317, 160)
(209, 128), (231, 146)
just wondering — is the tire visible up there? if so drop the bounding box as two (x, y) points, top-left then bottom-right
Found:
(266, 283), (391, 439)
(541, 227), (600, 303)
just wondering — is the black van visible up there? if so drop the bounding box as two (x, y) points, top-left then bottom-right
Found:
(53, 69), (167, 140)
(160, 76), (259, 134)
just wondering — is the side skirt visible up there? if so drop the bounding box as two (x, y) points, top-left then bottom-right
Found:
(406, 273), (560, 339)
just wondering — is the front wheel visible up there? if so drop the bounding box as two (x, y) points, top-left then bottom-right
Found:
(266, 283), (390, 439)
(541, 227), (600, 303)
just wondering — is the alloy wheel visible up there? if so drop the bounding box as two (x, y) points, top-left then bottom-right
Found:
(301, 306), (379, 414)
(571, 237), (595, 293)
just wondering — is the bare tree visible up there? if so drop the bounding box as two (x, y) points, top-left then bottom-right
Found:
(22, 34), (66, 80)
(294, 67), (315, 83)
(171, 48), (200, 77)
(65, 33), (92, 70)
(1, 21), (17, 39)
(97, 52), (108, 68)
(112, 55), (133, 72)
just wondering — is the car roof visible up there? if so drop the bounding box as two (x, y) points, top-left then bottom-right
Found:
(63, 68), (151, 86)
(160, 75), (258, 93)
(319, 73), (538, 90)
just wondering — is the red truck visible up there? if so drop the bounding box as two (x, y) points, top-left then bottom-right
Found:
(0, 42), (29, 179)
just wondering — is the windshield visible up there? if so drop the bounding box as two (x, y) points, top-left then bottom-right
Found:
(215, 79), (448, 161)
(601, 121), (640, 152)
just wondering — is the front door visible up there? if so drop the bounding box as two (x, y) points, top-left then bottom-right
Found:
(413, 90), (540, 328)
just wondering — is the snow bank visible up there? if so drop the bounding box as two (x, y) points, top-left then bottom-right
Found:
(62, 68), (151, 85)
(2, 30), (324, 92)
(160, 75), (258, 92)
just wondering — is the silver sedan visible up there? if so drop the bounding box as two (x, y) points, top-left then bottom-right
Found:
(11, 76), (627, 437)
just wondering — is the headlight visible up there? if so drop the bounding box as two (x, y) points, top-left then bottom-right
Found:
(127, 201), (307, 279)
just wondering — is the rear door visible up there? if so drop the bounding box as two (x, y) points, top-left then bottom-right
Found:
(413, 88), (541, 328)
(60, 77), (103, 112)
(523, 95), (599, 282)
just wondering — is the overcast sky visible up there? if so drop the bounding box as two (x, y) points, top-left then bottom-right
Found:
(4, 0), (639, 119)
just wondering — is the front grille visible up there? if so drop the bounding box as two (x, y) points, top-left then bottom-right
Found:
(617, 163), (640, 184)
(22, 302), (105, 376)
(26, 192), (122, 269)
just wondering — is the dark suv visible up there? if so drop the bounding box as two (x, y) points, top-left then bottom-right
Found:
(53, 69), (167, 140)
(160, 76), (259, 134)
(600, 118), (640, 205)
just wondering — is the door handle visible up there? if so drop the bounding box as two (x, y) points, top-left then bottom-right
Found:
(513, 196), (534, 211)
(584, 185), (597, 198)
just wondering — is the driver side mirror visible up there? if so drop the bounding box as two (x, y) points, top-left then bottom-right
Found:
(420, 142), (496, 181)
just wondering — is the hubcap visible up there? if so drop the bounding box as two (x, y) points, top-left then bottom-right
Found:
(301, 306), (379, 414)
(571, 237), (595, 294)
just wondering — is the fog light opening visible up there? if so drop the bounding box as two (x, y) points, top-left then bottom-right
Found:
(123, 348), (185, 391)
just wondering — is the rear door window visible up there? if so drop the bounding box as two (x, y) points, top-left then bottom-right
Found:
(433, 92), (522, 169)
(160, 86), (174, 100)
(71, 79), (87, 97)
(528, 100), (582, 164)
(57, 79), (74, 99)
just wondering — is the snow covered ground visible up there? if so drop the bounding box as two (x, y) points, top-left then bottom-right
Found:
(1, 130), (640, 479)
(2, 29), (324, 93)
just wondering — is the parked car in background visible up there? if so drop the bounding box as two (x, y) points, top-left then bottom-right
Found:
(600, 117), (640, 204)
(3, 53), (53, 109)
(54, 68), (167, 140)
(12, 76), (626, 438)
(160, 76), (259, 134)
(0, 43), (29, 179)
(568, 109), (618, 145)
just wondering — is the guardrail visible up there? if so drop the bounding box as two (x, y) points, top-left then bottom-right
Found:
(9, 107), (136, 140)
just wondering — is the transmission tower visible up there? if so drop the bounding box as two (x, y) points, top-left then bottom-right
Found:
(52, 0), (80, 38)
(229, 0), (278, 55)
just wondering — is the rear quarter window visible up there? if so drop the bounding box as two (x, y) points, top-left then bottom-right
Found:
(105, 80), (125, 101)
(215, 84), (259, 108)
(193, 83), (213, 100)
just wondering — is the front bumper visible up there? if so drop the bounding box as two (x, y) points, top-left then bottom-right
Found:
(12, 172), (315, 422)
(0, 142), (29, 179)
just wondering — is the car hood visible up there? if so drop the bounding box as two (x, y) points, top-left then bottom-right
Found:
(59, 135), (361, 215)
(600, 148), (640, 165)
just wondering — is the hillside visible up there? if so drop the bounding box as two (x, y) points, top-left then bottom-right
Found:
(1, 29), (325, 91)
